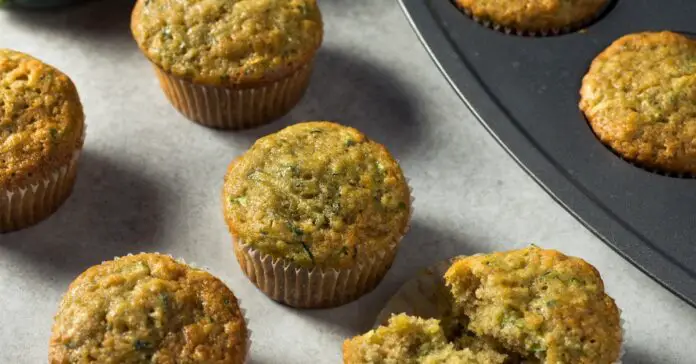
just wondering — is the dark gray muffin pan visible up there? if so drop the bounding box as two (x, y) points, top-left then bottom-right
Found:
(398, 0), (696, 307)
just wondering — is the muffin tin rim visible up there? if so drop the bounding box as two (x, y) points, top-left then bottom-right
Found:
(398, 0), (696, 308)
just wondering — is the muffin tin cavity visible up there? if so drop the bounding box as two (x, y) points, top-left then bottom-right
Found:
(399, 0), (696, 307)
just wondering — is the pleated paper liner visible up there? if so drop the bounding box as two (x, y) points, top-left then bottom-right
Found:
(453, 0), (615, 37)
(0, 151), (81, 233)
(232, 182), (414, 309)
(375, 256), (625, 364)
(153, 63), (313, 130)
(112, 253), (252, 363)
(234, 238), (398, 309)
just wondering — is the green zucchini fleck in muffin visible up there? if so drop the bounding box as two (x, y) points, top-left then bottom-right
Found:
(49, 253), (248, 364)
(223, 121), (411, 308)
(131, 0), (323, 129)
(580, 31), (696, 175)
(444, 246), (622, 364)
(0, 49), (85, 233)
(454, 0), (609, 35)
(343, 313), (507, 364)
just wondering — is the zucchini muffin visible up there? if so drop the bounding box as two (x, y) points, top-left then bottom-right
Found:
(454, 0), (609, 35)
(445, 246), (622, 364)
(580, 31), (696, 175)
(49, 253), (248, 364)
(0, 49), (84, 233)
(131, 0), (323, 129)
(223, 121), (411, 308)
(343, 314), (507, 364)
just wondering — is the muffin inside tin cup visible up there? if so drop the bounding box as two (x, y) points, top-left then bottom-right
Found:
(451, 0), (617, 37)
(579, 30), (696, 178)
(581, 113), (696, 180)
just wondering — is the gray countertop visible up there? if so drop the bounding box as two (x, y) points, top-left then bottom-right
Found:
(1, 1), (695, 363)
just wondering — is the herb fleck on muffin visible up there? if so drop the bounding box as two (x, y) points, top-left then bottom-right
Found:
(131, 0), (323, 85)
(223, 121), (411, 268)
(49, 253), (248, 364)
(343, 314), (507, 364)
(0, 49), (85, 232)
(0, 48), (84, 190)
(580, 31), (696, 174)
(445, 246), (622, 364)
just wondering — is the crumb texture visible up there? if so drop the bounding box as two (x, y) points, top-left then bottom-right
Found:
(342, 314), (507, 364)
(445, 246), (622, 364)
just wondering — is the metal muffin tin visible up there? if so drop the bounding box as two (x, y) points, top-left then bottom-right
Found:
(398, 0), (696, 307)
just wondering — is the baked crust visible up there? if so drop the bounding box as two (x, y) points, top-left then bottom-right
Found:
(0, 49), (84, 189)
(580, 31), (696, 174)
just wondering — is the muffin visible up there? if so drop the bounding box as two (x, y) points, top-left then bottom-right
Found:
(445, 246), (622, 364)
(49, 253), (248, 364)
(130, 0), (323, 130)
(343, 314), (507, 364)
(0, 49), (85, 233)
(223, 121), (411, 308)
(454, 0), (609, 35)
(580, 31), (696, 175)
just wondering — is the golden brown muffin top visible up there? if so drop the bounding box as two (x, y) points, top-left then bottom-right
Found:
(580, 31), (696, 174)
(343, 314), (507, 364)
(0, 49), (84, 190)
(49, 253), (248, 364)
(445, 246), (622, 364)
(223, 121), (411, 269)
(131, 0), (323, 85)
(455, 0), (608, 32)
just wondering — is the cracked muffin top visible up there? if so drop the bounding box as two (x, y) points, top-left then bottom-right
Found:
(0, 49), (84, 189)
(49, 253), (248, 364)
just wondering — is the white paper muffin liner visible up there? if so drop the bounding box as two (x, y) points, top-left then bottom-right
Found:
(111, 253), (252, 363)
(231, 181), (413, 309)
(153, 63), (314, 130)
(233, 239), (398, 309)
(0, 150), (81, 233)
(375, 256), (625, 363)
